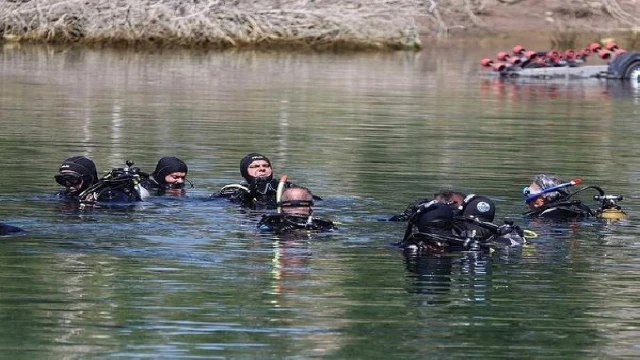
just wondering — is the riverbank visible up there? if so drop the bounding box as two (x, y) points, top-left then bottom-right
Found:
(1, 0), (639, 51)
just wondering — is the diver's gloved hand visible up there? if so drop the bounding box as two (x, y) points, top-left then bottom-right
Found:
(496, 222), (514, 236)
(497, 221), (524, 238)
(494, 221), (526, 247)
(388, 198), (432, 221)
(389, 213), (411, 222)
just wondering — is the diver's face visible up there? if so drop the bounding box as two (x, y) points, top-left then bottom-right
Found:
(526, 182), (545, 209)
(527, 182), (543, 195)
(164, 172), (186, 185)
(55, 170), (84, 193)
(247, 160), (272, 178)
(528, 197), (546, 209)
(163, 172), (187, 194)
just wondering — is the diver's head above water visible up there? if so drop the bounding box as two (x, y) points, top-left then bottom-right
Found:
(240, 153), (273, 184)
(523, 174), (569, 210)
(433, 190), (467, 208)
(55, 156), (98, 194)
(151, 156), (188, 190)
(280, 187), (314, 216)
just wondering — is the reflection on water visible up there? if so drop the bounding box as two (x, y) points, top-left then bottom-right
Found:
(404, 251), (493, 305)
(1, 43), (640, 357)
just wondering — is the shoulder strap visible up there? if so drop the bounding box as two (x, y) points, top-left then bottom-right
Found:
(459, 194), (476, 211)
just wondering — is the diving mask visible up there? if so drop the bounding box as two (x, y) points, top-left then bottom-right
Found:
(55, 172), (83, 188)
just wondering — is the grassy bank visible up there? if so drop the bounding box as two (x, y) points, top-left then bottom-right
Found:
(1, 0), (639, 51)
(1, 0), (427, 50)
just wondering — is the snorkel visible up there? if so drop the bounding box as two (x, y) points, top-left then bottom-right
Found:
(276, 175), (288, 214)
(523, 178), (582, 204)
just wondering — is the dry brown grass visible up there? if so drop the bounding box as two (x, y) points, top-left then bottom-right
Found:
(0, 0), (427, 50)
(1, 0), (639, 51)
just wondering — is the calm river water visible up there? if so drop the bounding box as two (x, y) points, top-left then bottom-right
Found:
(1, 42), (640, 358)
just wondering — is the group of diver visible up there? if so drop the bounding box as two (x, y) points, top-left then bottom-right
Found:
(389, 174), (626, 254)
(0, 152), (628, 255)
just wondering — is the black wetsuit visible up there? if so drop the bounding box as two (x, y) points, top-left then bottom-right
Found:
(211, 178), (294, 210)
(57, 187), (141, 204)
(400, 199), (525, 253)
(257, 213), (335, 234)
(391, 194), (499, 237)
(402, 217), (526, 253)
(389, 194), (492, 222)
(139, 176), (165, 195)
(523, 199), (594, 220)
(0, 223), (25, 236)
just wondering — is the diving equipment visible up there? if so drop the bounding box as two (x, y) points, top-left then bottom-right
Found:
(594, 194), (627, 220)
(78, 160), (147, 204)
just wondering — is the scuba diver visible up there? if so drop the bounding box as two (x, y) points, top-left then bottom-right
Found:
(54, 156), (99, 201)
(55, 157), (147, 205)
(210, 152), (317, 210)
(257, 186), (335, 234)
(522, 174), (626, 220)
(140, 156), (190, 196)
(210, 152), (281, 209)
(0, 222), (25, 236)
(397, 191), (526, 254)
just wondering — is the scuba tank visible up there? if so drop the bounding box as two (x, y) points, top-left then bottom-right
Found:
(594, 194), (626, 220)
